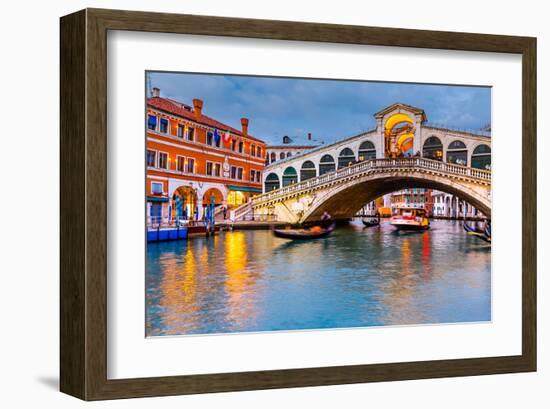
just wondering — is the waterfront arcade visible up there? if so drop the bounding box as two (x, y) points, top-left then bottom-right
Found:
(146, 88), (267, 225)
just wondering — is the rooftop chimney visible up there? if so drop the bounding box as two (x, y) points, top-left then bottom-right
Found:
(308, 132), (312, 140)
(193, 98), (203, 120)
(152, 87), (160, 97)
(241, 118), (249, 136)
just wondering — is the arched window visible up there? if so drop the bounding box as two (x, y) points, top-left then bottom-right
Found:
(270, 152), (276, 163)
(423, 136), (443, 161)
(338, 148), (355, 169)
(358, 141), (376, 161)
(280, 152), (285, 160)
(282, 167), (298, 187)
(300, 161), (316, 181)
(264, 173), (280, 192)
(471, 144), (491, 170)
(287, 152), (292, 158)
(446, 140), (468, 166)
(319, 154), (336, 175)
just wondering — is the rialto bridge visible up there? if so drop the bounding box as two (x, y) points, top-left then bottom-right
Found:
(251, 103), (491, 223)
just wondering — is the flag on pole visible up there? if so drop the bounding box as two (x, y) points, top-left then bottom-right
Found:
(223, 129), (232, 143)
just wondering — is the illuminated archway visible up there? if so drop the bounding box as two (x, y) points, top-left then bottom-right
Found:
(173, 186), (198, 220)
(384, 113), (415, 158)
(202, 188), (224, 206)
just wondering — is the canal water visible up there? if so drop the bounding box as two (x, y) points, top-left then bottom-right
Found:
(146, 219), (491, 337)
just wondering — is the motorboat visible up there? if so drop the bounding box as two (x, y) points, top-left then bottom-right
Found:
(390, 207), (430, 231)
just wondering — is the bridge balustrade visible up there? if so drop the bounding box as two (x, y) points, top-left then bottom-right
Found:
(256, 158), (491, 206)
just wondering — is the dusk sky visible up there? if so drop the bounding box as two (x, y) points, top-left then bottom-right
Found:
(147, 71), (491, 145)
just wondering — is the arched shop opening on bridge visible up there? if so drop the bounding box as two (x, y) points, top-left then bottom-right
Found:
(319, 154), (336, 175)
(282, 167), (298, 186)
(338, 148), (356, 169)
(447, 140), (468, 166)
(471, 144), (491, 170)
(422, 136), (444, 161)
(172, 186), (198, 220)
(358, 141), (376, 161)
(300, 160), (316, 181)
(264, 173), (280, 192)
(384, 112), (416, 158)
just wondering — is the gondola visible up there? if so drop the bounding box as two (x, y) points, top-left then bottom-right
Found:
(463, 222), (491, 243)
(362, 217), (380, 227)
(273, 223), (336, 240)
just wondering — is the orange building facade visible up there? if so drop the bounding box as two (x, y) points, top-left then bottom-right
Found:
(146, 88), (266, 225)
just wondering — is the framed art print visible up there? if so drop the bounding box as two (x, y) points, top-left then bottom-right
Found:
(60, 8), (536, 400)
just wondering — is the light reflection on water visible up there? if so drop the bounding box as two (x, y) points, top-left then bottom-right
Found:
(146, 220), (491, 336)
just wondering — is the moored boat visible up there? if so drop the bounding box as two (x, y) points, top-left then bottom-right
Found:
(273, 223), (336, 240)
(463, 222), (491, 243)
(390, 207), (430, 231)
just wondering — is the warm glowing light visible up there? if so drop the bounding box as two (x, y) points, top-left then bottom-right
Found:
(384, 113), (414, 131)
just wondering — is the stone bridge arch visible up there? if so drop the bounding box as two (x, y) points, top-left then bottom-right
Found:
(299, 171), (491, 223)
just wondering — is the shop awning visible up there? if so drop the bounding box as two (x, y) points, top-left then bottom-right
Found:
(147, 195), (169, 202)
(226, 185), (262, 193)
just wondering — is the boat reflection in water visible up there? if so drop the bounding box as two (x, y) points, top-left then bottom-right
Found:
(146, 219), (491, 337)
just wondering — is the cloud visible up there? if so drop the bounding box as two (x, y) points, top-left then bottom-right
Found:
(148, 72), (491, 145)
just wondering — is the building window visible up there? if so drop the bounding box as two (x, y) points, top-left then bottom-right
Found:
(257, 147), (262, 157)
(151, 182), (163, 194)
(158, 152), (168, 169)
(206, 161), (214, 176)
(256, 171), (261, 182)
(177, 124), (185, 138)
(159, 118), (169, 133)
(270, 152), (276, 162)
(231, 166), (237, 179)
(287, 152), (292, 158)
(280, 152), (285, 160)
(238, 141), (243, 153)
(214, 163), (221, 177)
(187, 158), (195, 173)
(250, 169), (256, 181)
(187, 127), (194, 141)
(147, 115), (157, 131)
(283, 135), (290, 144)
(207, 132), (214, 145)
(146, 150), (156, 167)
(251, 145), (256, 156)
(231, 140), (236, 151)
(237, 167), (243, 180)
(176, 156), (185, 172)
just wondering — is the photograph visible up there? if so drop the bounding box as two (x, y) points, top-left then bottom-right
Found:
(145, 72), (492, 337)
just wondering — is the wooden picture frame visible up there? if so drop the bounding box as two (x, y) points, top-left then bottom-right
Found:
(60, 8), (536, 400)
